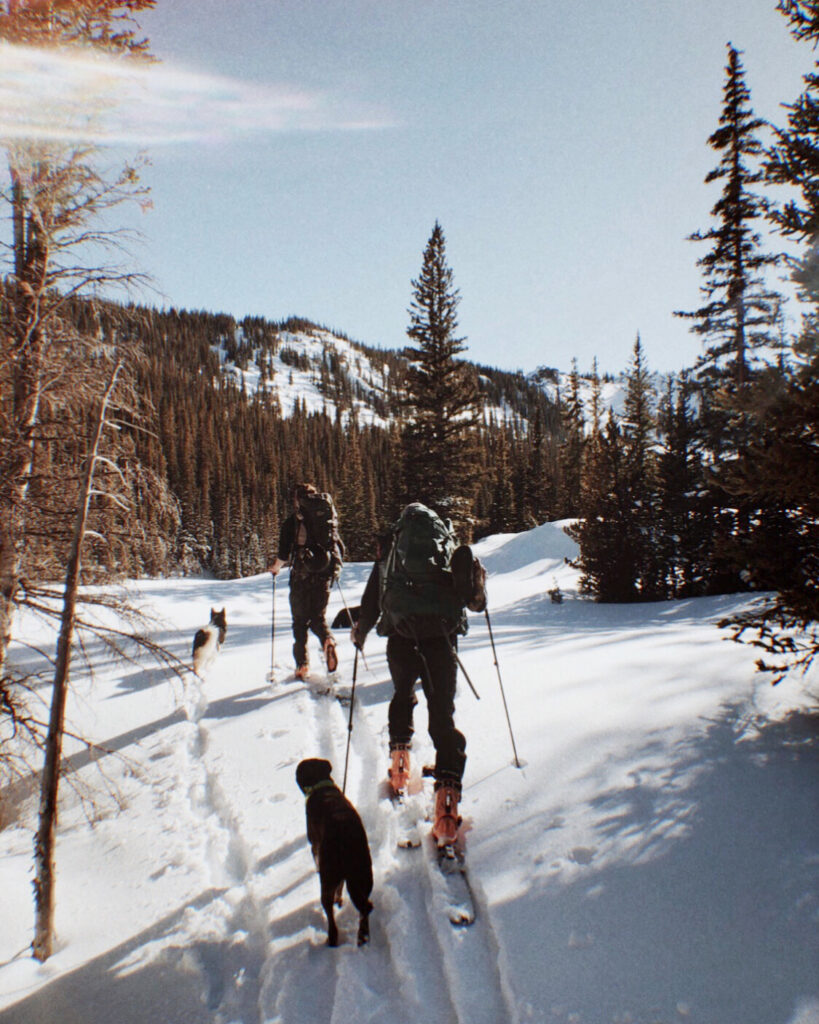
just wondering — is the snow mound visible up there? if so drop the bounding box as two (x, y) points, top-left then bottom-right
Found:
(475, 519), (578, 574)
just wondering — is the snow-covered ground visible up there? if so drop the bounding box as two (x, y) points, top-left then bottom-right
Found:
(219, 327), (394, 428)
(0, 522), (816, 1024)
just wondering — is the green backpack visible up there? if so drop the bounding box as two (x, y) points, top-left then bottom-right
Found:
(377, 503), (467, 639)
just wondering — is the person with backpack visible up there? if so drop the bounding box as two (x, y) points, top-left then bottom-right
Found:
(269, 483), (344, 680)
(350, 502), (486, 847)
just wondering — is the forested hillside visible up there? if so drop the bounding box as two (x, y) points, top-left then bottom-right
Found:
(11, 293), (569, 580)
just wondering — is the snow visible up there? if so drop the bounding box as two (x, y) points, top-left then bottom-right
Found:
(213, 325), (610, 432)
(235, 328), (393, 429)
(1, 521), (817, 1024)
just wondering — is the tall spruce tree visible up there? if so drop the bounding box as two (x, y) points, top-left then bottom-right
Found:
(400, 222), (481, 534)
(675, 44), (781, 390)
(675, 44), (784, 596)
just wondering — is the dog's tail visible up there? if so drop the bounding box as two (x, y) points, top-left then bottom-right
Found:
(192, 627), (208, 659)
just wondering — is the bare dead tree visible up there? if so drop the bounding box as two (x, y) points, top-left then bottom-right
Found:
(27, 348), (185, 960)
(0, 4), (191, 961)
(0, 0), (155, 673)
(31, 357), (122, 960)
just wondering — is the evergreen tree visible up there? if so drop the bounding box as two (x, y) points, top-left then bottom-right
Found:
(621, 336), (662, 598)
(400, 222), (481, 535)
(675, 44), (781, 389)
(655, 375), (705, 597)
(487, 428), (517, 534)
(720, 1), (819, 680)
(567, 411), (641, 602)
(674, 44), (785, 597)
(718, 330), (819, 680)
(337, 415), (377, 561)
(569, 341), (661, 602)
(523, 405), (553, 527)
(558, 359), (585, 516)
(766, 1), (819, 242)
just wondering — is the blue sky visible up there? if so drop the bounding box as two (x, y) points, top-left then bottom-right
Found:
(7, 1), (809, 375)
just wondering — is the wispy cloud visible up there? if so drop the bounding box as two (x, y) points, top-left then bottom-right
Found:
(0, 42), (396, 145)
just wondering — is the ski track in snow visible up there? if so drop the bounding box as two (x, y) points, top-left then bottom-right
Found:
(261, 662), (518, 1024)
(207, 646), (521, 1024)
(172, 670), (273, 1024)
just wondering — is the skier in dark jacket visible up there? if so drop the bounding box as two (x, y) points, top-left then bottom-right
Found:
(350, 514), (486, 846)
(269, 483), (341, 679)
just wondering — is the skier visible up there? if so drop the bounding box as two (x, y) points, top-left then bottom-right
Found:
(269, 483), (343, 679)
(350, 503), (486, 846)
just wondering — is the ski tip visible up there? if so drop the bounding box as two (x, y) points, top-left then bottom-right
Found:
(436, 842), (459, 863)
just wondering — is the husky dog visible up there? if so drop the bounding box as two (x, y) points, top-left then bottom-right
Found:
(296, 758), (373, 947)
(192, 607), (227, 677)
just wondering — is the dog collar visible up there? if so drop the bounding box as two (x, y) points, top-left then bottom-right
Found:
(302, 779), (336, 800)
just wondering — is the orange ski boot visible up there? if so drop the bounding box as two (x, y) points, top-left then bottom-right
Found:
(432, 781), (462, 847)
(388, 744), (411, 796)
(295, 661), (310, 681)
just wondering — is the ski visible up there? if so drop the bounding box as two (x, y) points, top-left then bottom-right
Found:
(387, 769), (476, 923)
(434, 839), (476, 927)
(301, 672), (346, 702)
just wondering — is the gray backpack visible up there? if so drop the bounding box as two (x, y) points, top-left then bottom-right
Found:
(377, 503), (467, 638)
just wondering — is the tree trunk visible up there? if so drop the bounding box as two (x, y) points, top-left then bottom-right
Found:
(0, 164), (50, 675)
(32, 362), (121, 962)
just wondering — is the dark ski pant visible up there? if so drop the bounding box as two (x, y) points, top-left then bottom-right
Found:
(289, 572), (333, 667)
(386, 634), (466, 786)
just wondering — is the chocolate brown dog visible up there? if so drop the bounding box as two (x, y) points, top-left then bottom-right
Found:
(296, 758), (373, 947)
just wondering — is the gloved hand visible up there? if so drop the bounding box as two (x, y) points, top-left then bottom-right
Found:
(350, 623), (365, 650)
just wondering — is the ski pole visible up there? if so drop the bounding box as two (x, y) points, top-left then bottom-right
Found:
(341, 647), (359, 795)
(484, 608), (521, 768)
(439, 629), (480, 700)
(267, 573), (277, 683)
(335, 578), (370, 672)
(454, 648), (480, 700)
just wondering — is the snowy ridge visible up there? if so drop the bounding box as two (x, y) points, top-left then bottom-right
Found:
(0, 522), (817, 1024)
(211, 322), (644, 431)
(215, 326), (393, 428)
